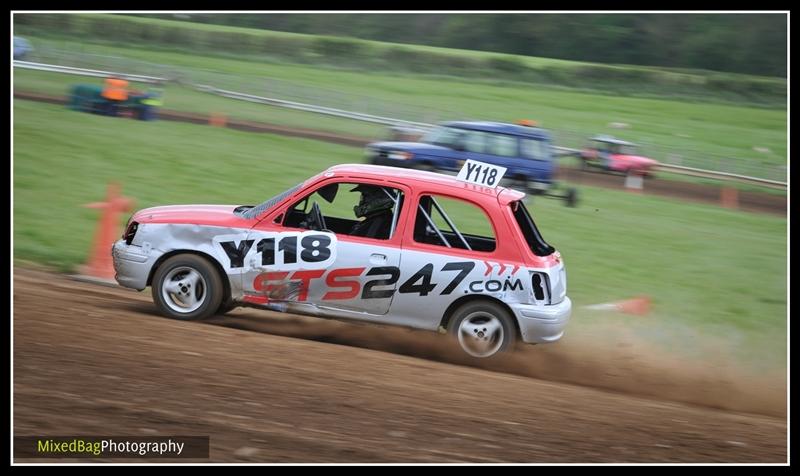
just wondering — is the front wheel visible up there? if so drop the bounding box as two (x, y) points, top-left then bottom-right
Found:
(152, 254), (224, 321)
(448, 301), (517, 359)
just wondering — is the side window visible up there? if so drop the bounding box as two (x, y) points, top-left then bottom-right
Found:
(414, 194), (496, 252)
(486, 133), (519, 157)
(430, 127), (465, 149)
(284, 182), (403, 240)
(463, 131), (487, 153)
(520, 138), (548, 160)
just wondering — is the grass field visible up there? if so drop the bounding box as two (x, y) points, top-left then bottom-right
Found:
(14, 69), (387, 139)
(14, 35), (787, 176)
(16, 13), (786, 107)
(13, 100), (786, 364)
(15, 66), (788, 195)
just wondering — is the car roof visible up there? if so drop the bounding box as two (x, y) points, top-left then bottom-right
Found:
(322, 164), (525, 204)
(590, 135), (637, 146)
(441, 121), (550, 140)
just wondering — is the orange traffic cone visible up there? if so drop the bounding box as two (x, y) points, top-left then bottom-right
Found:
(77, 182), (134, 283)
(209, 112), (227, 127)
(720, 186), (739, 209)
(615, 295), (652, 316)
(585, 295), (652, 316)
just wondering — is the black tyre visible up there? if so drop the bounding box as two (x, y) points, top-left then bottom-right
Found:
(217, 298), (237, 316)
(152, 254), (224, 321)
(565, 187), (579, 208)
(510, 176), (529, 194)
(448, 300), (517, 358)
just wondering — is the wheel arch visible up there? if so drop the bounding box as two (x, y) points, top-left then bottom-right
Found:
(147, 249), (231, 305)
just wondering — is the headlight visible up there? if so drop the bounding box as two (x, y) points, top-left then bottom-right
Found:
(123, 221), (139, 245)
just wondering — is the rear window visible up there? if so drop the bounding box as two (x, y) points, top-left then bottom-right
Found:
(511, 201), (554, 256)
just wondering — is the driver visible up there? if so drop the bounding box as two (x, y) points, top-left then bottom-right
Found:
(349, 185), (395, 239)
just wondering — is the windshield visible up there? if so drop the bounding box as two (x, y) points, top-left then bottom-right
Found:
(615, 144), (638, 155)
(239, 182), (303, 219)
(422, 126), (465, 148)
(597, 142), (638, 155)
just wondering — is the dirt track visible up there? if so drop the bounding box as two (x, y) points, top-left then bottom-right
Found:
(13, 268), (786, 463)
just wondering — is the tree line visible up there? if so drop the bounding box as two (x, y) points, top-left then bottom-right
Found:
(140, 13), (787, 78)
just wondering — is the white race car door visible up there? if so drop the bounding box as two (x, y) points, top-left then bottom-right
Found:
(316, 235), (402, 315)
(239, 179), (407, 317)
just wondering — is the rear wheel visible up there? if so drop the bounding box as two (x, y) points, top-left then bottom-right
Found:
(564, 187), (579, 207)
(510, 175), (529, 194)
(152, 254), (224, 321)
(418, 162), (436, 172)
(448, 301), (517, 359)
(217, 298), (237, 316)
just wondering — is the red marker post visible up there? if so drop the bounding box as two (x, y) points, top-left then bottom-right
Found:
(585, 295), (652, 316)
(79, 183), (134, 282)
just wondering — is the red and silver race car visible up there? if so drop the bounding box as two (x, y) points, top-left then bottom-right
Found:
(112, 162), (571, 358)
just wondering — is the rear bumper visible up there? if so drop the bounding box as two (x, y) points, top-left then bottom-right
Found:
(509, 297), (572, 344)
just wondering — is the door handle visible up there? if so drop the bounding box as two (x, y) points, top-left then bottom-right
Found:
(370, 253), (387, 264)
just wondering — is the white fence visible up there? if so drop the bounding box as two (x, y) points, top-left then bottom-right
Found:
(14, 52), (787, 189)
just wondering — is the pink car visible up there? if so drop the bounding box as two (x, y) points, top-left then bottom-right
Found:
(580, 136), (659, 176)
(112, 163), (571, 359)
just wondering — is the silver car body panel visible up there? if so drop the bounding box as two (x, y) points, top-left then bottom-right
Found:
(113, 221), (570, 343)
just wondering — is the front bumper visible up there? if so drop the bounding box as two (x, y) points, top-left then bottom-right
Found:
(111, 239), (160, 291)
(509, 297), (572, 344)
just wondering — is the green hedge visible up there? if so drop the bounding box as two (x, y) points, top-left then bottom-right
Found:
(14, 13), (786, 105)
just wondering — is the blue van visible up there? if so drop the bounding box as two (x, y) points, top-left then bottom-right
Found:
(366, 121), (577, 206)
